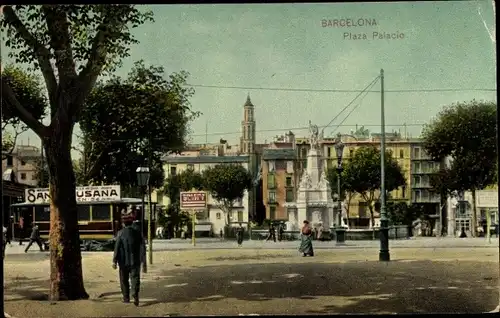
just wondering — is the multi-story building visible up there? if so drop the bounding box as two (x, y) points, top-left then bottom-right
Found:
(409, 144), (441, 206)
(2, 144), (41, 186)
(161, 155), (252, 235)
(159, 95), (262, 233)
(261, 148), (298, 221)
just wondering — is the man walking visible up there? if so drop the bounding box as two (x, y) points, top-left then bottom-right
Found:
(19, 216), (24, 245)
(113, 211), (147, 306)
(24, 224), (43, 253)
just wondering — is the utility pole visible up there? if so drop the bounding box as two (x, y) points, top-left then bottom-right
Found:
(379, 69), (390, 262)
(147, 134), (153, 265)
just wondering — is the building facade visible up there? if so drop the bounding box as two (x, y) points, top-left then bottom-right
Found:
(261, 148), (298, 221)
(161, 155), (252, 234)
(2, 145), (41, 186)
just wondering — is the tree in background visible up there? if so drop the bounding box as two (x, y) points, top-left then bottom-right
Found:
(78, 60), (198, 195)
(345, 146), (406, 227)
(422, 100), (497, 237)
(1, 64), (46, 158)
(202, 164), (253, 235)
(326, 166), (355, 224)
(1, 5), (153, 300)
(386, 202), (423, 227)
(162, 169), (204, 237)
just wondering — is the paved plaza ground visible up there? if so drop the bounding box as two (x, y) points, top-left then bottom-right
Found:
(3, 238), (500, 316)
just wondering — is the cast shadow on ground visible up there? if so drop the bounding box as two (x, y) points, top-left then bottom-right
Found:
(129, 260), (498, 313)
(4, 260), (498, 314)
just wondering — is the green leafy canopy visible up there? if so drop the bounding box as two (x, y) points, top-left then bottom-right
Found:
(202, 164), (253, 206)
(77, 60), (199, 188)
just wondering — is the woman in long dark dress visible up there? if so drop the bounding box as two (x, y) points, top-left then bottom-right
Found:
(236, 223), (244, 247)
(299, 220), (314, 257)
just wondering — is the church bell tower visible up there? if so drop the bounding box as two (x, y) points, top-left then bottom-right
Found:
(240, 94), (256, 154)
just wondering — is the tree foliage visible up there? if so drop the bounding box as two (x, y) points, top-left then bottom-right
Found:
(326, 166), (355, 220)
(422, 100), (497, 236)
(160, 169), (204, 236)
(345, 146), (406, 225)
(1, 5), (154, 301)
(202, 164), (253, 226)
(1, 63), (47, 157)
(78, 60), (198, 189)
(386, 202), (423, 226)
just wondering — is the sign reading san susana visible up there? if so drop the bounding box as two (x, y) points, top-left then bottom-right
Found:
(25, 185), (121, 204)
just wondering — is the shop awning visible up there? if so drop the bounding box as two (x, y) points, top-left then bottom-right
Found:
(195, 224), (212, 232)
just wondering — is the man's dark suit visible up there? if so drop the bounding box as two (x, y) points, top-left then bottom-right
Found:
(113, 224), (146, 304)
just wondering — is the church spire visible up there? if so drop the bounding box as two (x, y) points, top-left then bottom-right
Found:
(244, 93), (254, 107)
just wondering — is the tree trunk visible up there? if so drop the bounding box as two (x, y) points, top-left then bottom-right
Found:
(44, 120), (88, 301)
(471, 188), (477, 237)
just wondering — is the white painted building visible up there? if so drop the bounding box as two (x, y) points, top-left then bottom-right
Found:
(161, 155), (251, 235)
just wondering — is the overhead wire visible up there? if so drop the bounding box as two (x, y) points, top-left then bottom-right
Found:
(330, 77), (381, 136)
(322, 75), (380, 132)
(185, 83), (496, 93)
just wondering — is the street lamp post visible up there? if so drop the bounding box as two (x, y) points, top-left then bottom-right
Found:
(379, 68), (390, 262)
(136, 167), (150, 242)
(334, 133), (346, 245)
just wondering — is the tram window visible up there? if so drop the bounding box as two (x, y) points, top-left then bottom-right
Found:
(92, 205), (111, 221)
(34, 206), (50, 222)
(77, 205), (91, 221)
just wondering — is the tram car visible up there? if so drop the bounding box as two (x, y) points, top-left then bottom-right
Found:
(9, 185), (157, 242)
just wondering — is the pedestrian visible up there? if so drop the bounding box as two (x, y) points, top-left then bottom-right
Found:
(317, 223), (324, 241)
(112, 211), (147, 306)
(298, 220), (314, 257)
(276, 223), (282, 242)
(19, 216), (25, 245)
(459, 226), (467, 238)
(24, 224), (44, 253)
(266, 223), (276, 242)
(236, 223), (244, 247)
(219, 228), (224, 241)
(2, 225), (7, 259)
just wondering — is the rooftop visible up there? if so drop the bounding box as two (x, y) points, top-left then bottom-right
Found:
(262, 148), (297, 160)
(162, 155), (250, 164)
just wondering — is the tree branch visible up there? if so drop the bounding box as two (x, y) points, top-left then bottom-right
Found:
(1, 80), (49, 137)
(2, 6), (58, 108)
(42, 5), (77, 84)
(75, 9), (127, 116)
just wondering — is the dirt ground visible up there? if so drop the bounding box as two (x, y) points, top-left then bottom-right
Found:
(4, 248), (500, 316)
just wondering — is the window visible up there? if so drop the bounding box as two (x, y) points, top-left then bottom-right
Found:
(170, 166), (177, 176)
(269, 206), (276, 220)
(413, 190), (421, 202)
(237, 211), (244, 222)
(301, 148), (307, 158)
(327, 147), (331, 157)
(399, 149), (404, 158)
(413, 162), (421, 173)
(268, 161), (276, 172)
(286, 176), (292, 187)
(21, 160), (26, 166)
(268, 191), (276, 203)
(401, 186), (406, 199)
(187, 164), (194, 171)
(20, 173), (26, 180)
(35, 206), (50, 222)
(216, 212), (221, 220)
(286, 161), (294, 173)
(413, 147), (421, 159)
(91, 205), (111, 221)
(267, 173), (276, 188)
(77, 205), (91, 221)
(6, 155), (13, 166)
(413, 176), (421, 187)
(275, 160), (286, 170)
(349, 149), (354, 157)
(422, 175), (430, 186)
(286, 189), (294, 202)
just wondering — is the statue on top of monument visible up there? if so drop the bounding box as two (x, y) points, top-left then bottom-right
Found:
(308, 120), (321, 149)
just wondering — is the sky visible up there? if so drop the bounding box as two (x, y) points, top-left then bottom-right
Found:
(2, 1), (497, 156)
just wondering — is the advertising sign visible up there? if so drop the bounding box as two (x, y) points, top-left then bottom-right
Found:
(180, 191), (207, 210)
(25, 185), (121, 204)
